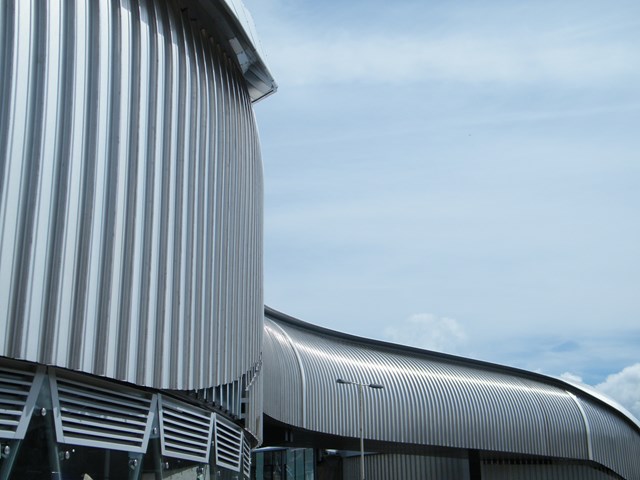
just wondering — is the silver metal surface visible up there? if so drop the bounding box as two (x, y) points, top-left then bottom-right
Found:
(50, 368), (156, 454)
(0, 0), (264, 395)
(342, 454), (470, 480)
(0, 358), (254, 471)
(480, 460), (620, 480)
(263, 308), (640, 480)
(214, 414), (245, 472)
(578, 396), (640, 480)
(158, 394), (214, 463)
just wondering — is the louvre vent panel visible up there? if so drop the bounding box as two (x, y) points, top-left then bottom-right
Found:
(0, 365), (42, 440)
(215, 416), (244, 472)
(52, 371), (155, 453)
(242, 433), (252, 478)
(159, 395), (213, 463)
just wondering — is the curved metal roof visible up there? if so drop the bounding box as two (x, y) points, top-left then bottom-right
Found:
(263, 307), (640, 480)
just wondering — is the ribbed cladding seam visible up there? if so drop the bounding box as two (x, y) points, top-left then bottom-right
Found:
(579, 397), (640, 480)
(262, 317), (637, 469)
(0, 0), (263, 392)
(480, 462), (620, 480)
(269, 320), (561, 455)
(341, 454), (470, 480)
(262, 319), (304, 426)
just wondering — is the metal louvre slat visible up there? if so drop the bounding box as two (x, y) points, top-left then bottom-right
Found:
(163, 433), (210, 449)
(0, 377), (33, 388)
(51, 371), (155, 453)
(56, 384), (152, 411)
(62, 426), (145, 445)
(158, 394), (213, 463)
(0, 398), (31, 407)
(163, 423), (211, 441)
(0, 386), (30, 397)
(218, 439), (243, 452)
(0, 419), (20, 427)
(163, 440), (210, 455)
(215, 416), (243, 471)
(0, 408), (22, 416)
(0, 364), (43, 440)
(242, 434), (251, 478)
(60, 414), (148, 433)
(162, 407), (213, 425)
(59, 401), (149, 422)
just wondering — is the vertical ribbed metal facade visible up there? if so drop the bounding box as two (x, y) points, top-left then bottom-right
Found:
(480, 461), (620, 480)
(342, 454), (470, 480)
(0, 0), (263, 393)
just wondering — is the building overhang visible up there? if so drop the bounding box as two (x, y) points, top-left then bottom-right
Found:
(185, 0), (277, 102)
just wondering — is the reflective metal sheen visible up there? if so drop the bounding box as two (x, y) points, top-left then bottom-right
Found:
(0, 0), (265, 395)
(263, 307), (640, 480)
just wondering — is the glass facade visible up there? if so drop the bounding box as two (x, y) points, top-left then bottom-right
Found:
(252, 449), (314, 480)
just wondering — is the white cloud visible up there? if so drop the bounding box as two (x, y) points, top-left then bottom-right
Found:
(595, 363), (640, 420)
(384, 313), (467, 354)
(559, 371), (584, 384)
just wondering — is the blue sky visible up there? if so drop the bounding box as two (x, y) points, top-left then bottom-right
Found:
(242, 0), (640, 417)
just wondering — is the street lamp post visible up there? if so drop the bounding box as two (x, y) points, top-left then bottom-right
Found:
(336, 378), (384, 480)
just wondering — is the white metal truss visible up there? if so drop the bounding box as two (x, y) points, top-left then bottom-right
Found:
(50, 369), (156, 453)
(158, 394), (214, 463)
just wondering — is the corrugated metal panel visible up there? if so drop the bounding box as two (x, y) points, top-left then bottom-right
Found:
(481, 460), (619, 480)
(579, 396), (640, 480)
(263, 319), (305, 427)
(0, 0), (263, 393)
(264, 316), (587, 456)
(50, 368), (156, 453)
(242, 359), (263, 441)
(264, 310), (640, 479)
(342, 454), (470, 480)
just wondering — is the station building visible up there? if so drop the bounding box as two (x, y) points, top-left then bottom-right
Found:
(0, 1), (638, 479)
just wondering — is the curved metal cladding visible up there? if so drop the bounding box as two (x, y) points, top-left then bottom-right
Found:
(0, 0), (264, 394)
(479, 461), (622, 480)
(342, 454), (470, 480)
(578, 396), (640, 480)
(263, 309), (640, 479)
(343, 455), (620, 480)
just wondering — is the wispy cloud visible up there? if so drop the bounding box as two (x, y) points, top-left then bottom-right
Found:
(269, 35), (638, 87)
(248, 0), (640, 88)
(560, 371), (584, 383)
(384, 313), (467, 354)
